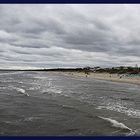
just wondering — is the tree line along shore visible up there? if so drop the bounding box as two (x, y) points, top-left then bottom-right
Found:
(46, 66), (140, 75)
(0, 66), (139, 75)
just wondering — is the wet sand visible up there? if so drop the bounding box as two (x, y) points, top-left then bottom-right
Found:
(63, 72), (140, 85)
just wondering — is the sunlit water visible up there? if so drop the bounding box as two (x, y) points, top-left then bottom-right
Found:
(0, 71), (140, 136)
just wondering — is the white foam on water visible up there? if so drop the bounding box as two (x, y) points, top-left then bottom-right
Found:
(29, 86), (40, 90)
(98, 116), (131, 131)
(18, 81), (23, 84)
(96, 104), (140, 118)
(42, 87), (72, 98)
(61, 104), (74, 109)
(99, 116), (136, 136)
(48, 81), (52, 87)
(47, 88), (62, 94)
(24, 116), (40, 121)
(16, 87), (25, 93)
(14, 87), (29, 96)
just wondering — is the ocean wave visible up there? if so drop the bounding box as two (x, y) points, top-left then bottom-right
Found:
(0, 71), (24, 76)
(96, 105), (140, 118)
(98, 116), (135, 136)
(24, 116), (41, 122)
(61, 105), (75, 110)
(98, 116), (131, 131)
(11, 86), (29, 96)
(43, 88), (62, 94)
(48, 81), (52, 88)
(29, 86), (40, 91)
(18, 81), (24, 84)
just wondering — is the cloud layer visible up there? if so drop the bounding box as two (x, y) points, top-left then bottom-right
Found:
(0, 4), (140, 69)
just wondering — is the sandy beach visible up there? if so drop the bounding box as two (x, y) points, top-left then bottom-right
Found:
(62, 72), (140, 85)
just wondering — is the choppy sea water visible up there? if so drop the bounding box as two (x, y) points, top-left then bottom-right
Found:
(0, 71), (140, 136)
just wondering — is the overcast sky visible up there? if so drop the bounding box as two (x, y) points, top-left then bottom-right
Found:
(0, 4), (140, 69)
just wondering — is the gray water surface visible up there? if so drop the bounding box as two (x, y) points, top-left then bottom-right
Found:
(0, 71), (140, 136)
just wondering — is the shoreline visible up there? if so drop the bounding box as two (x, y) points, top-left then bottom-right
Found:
(61, 71), (140, 86)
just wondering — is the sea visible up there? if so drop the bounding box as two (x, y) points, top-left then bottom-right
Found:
(0, 70), (140, 136)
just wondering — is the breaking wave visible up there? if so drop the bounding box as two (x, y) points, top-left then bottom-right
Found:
(13, 87), (29, 96)
(98, 116), (131, 130)
(98, 116), (135, 136)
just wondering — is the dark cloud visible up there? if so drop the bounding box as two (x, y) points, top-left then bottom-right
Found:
(114, 46), (140, 57)
(0, 4), (139, 69)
